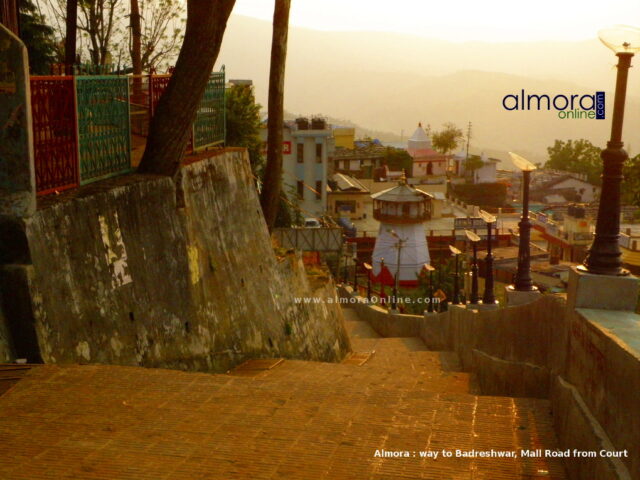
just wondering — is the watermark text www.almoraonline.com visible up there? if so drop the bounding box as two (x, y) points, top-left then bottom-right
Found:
(294, 296), (440, 305)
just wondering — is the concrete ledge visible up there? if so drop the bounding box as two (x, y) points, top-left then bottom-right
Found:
(505, 285), (541, 306)
(474, 301), (500, 311)
(568, 267), (639, 311)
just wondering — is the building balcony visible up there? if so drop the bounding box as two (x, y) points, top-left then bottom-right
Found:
(373, 209), (430, 224)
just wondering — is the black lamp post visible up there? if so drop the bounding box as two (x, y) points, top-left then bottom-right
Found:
(479, 210), (497, 304)
(422, 263), (435, 312)
(388, 230), (405, 311)
(582, 26), (640, 276)
(364, 262), (372, 301)
(380, 257), (385, 303)
(509, 152), (537, 291)
(449, 245), (462, 304)
(465, 230), (481, 304)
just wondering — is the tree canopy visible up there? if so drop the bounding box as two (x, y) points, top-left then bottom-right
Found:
(622, 153), (640, 207)
(383, 146), (412, 176)
(432, 122), (463, 156)
(225, 84), (263, 175)
(545, 139), (602, 185)
(464, 154), (484, 175)
(19, 1), (59, 74)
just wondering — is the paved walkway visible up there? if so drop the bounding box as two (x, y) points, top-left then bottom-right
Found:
(0, 308), (566, 479)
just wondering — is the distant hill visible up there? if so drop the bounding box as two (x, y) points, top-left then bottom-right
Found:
(218, 15), (640, 169)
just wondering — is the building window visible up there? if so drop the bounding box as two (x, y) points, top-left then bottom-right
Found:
(297, 143), (304, 163)
(316, 144), (322, 163)
(297, 181), (304, 199)
(335, 200), (356, 213)
(315, 181), (322, 199)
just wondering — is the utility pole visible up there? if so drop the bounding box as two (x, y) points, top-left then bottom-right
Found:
(465, 121), (472, 163)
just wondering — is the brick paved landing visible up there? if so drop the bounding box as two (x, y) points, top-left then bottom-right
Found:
(0, 307), (566, 479)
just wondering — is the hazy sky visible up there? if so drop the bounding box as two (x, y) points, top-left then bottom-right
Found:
(232, 0), (640, 42)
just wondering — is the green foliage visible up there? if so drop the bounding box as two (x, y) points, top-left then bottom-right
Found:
(432, 122), (464, 156)
(19, 1), (59, 74)
(545, 139), (602, 185)
(401, 256), (465, 314)
(464, 154), (484, 175)
(274, 185), (303, 228)
(225, 84), (263, 175)
(383, 147), (412, 176)
(453, 183), (508, 207)
(622, 153), (640, 207)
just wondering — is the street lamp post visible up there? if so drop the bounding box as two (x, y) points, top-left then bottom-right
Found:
(423, 263), (435, 312)
(479, 210), (497, 305)
(465, 230), (481, 304)
(509, 152), (537, 290)
(449, 245), (462, 304)
(380, 257), (385, 303)
(583, 25), (640, 276)
(364, 262), (372, 301)
(388, 230), (406, 311)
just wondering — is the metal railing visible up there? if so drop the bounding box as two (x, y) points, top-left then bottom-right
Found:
(30, 67), (225, 195)
(30, 76), (79, 195)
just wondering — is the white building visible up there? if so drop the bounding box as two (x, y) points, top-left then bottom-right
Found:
(408, 123), (448, 177)
(370, 175), (433, 287)
(532, 174), (601, 203)
(260, 117), (332, 217)
(473, 153), (499, 184)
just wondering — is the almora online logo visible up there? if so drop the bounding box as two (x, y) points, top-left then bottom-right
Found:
(502, 89), (605, 120)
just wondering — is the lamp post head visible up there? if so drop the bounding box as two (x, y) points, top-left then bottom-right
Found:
(423, 263), (435, 272)
(598, 25), (640, 54)
(449, 245), (462, 256)
(479, 210), (496, 224)
(465, 229), (481, 243)
(363, 262), (372, 271)
(508, 152), (537, 172)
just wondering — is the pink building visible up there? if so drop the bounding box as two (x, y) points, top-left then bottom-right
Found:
(408, 123), (448, 177)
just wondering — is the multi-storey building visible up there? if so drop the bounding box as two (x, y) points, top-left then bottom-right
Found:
(260, 117), (332, 218)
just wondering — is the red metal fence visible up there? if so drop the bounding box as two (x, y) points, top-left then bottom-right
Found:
(30, 69), (225, 195)
(30, 76), (79, 195)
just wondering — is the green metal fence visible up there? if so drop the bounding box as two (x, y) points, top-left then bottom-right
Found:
(76, 76), (131, 184)
(192, 67), (225, 151)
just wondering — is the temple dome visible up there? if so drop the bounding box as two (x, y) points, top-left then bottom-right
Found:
(407, 123), (432, 151)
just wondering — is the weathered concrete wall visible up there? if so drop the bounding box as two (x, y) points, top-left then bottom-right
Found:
(559, 308), (640, 479)
(0, 294), (13, 362)
(338, 286), (638, 479)
(4, 149), (350, 371)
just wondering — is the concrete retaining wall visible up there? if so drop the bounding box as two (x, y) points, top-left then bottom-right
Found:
(0, 295), (12, 362)
(1, 149), (350, 371)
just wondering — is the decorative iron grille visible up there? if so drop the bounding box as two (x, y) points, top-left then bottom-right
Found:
(76, 76), (131, 184)
(30, 76), (79, 195)
(149, 74), (171, 116)
(193, 68), (225, 150)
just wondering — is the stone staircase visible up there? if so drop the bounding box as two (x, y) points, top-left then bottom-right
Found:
(0, 306), (567, 479)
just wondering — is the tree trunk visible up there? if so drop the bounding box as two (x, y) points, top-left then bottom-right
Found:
(137, 0), (236, 176)
(259, 0), (291, 231)
(130, 0), (143, 104)
(130, 0), (142, 74)
(64, 0), (78, 73)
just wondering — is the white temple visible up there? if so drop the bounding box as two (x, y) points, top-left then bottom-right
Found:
(370, 174), (433, 287)
(408, 123), (448, 177)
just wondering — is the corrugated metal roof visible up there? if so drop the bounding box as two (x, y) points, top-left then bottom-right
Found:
(371, 184), (433, 202)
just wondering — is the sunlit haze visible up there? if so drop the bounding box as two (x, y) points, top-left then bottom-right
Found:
(233, 0), (640, 42)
